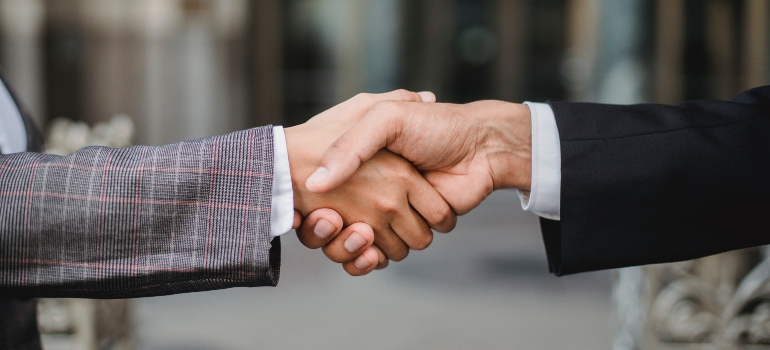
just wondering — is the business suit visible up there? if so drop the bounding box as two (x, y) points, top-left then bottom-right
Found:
(0, 76), (280, 348)
(540, 86), (770, 276)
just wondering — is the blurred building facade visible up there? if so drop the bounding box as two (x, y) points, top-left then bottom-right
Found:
(1, 0), (767, 144)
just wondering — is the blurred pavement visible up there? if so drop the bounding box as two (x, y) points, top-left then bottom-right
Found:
(135, 191), (613, 350)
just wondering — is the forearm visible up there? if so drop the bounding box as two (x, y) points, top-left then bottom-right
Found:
(0, 127), (280, 298)
(545, 86), (770, 275)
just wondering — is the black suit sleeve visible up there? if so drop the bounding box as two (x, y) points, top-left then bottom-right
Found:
(542, 86), (770, 276)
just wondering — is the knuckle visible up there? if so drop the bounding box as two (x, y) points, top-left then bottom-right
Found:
(392, 89), (414, 101)
(411, 231), (433, 251)
(376, 198), (401, 214)
(353, 92), (373, 102)
(390, 249), (409, 262)
(374, 195), (400, 214)
(389, 169), (410, 184)
(431, 204), (455, 230)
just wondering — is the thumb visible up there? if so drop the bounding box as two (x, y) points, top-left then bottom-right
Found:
(306, 109), (402, 193)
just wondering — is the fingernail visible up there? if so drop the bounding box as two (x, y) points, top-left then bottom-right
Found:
(417, 91), (435, 102)
(354, 254), (373, 270)
(314, 219), (335, 239)
(306, 167), (329, 185)
(344, 232), (367, 252)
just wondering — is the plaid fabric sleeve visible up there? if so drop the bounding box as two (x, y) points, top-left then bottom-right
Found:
(0, 126), (280, 298)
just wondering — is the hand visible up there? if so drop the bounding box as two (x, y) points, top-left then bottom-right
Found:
(291, 209), (385, 276)
(287, 90), (457, 273)
(305, 99), (532, 215)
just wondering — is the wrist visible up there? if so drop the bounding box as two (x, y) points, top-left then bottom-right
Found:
(284, 125), (316, 215)
(480, 101), (532, 191)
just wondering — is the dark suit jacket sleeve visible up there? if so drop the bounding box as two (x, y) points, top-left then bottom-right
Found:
(540, 86), (770, 276)
(0, 126), (280, 298)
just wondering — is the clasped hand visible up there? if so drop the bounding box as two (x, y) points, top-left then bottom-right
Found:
(286, 90), (532, 275)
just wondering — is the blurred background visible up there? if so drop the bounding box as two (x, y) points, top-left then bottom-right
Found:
(1, 0), (769, 349)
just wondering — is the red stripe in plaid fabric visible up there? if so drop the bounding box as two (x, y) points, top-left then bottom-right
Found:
(0, 191), (271, 211)
(0, 163), (272, 177)
(203, 137), (219, 268)
(21, 154), (46, 285)
(96, 150), (115, 280)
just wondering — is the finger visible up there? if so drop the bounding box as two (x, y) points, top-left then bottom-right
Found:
(292, 210), (303, 230)
(371, 244), (390, 270)
(342, 247), (379, 276)
(375, 89), (433, 104)
(295, 208), (344, 249)
(373, 225), (409, 262)
(408, 175), (457, 233)
(322, 222), (375, 263)
(305, 103), (403, 193)
(391, 207), (434, 251)
(345, 89), (430, 114)
(417, 91), (436, 103)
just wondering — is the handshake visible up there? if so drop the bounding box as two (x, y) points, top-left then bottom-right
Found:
(285, 90), (533, 276)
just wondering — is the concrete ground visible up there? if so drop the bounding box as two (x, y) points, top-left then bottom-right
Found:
(134, 191), (615, 350)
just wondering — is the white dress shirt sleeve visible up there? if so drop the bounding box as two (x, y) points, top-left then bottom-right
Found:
(517, 102), (561, 221)
(270, 126), (295, 237)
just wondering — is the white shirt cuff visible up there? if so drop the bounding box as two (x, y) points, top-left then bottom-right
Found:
(270, 126), (295, 237)
(517, 102), (561, 221)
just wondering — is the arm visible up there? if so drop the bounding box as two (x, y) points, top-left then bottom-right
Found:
(0, 89), (449, 298)
(0, 127), (280, 298)
(542, 86), (770, 275)
(308, 86), (770, 276)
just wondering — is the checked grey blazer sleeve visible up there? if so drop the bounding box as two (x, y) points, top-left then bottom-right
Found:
(0, 126), (280, 298)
